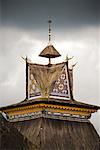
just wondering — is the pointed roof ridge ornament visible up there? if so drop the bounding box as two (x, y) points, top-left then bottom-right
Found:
(39, 20), (61, 64)
(65, 55), (74, 62)
(72, 62), (78, 68)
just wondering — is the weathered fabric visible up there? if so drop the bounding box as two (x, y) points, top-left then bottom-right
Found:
(29, 63), (65, 98)
(50, 66), (70, 98)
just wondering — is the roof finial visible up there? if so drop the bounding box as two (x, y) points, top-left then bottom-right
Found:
(48, 20), (52, 44)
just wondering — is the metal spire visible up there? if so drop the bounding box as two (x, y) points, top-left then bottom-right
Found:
(48, 20), (52, 44)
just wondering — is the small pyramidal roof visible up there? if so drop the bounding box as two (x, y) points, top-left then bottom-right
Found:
(39, 44), (61, 58)
(39, 20), (61, 59)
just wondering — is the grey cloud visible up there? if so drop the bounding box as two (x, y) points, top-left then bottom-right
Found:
(1, 0), (100, 30)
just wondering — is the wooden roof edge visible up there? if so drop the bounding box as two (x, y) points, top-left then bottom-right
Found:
(0, 98), (26, 111)
(73, 99), (100, 110)
(0, 98), (100, 111)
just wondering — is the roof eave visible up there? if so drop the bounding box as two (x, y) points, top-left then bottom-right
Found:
(0, 98), (100, 111)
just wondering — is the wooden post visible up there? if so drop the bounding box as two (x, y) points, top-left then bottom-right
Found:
(66, 60), (73, 100)
(26, 57), (28, 100)
(49, 57), (51, 64)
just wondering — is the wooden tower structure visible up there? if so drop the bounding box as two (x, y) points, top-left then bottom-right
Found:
(0, 21), (100, 150)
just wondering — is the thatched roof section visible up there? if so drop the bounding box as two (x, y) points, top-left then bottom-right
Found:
(0, 114), (100, 150)
(39, 45), (61, 58)
(12, 118), (100, 150)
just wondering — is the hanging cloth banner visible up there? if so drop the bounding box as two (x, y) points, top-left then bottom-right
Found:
(28, 62), (72, 99)
(29, 63), (65, 98)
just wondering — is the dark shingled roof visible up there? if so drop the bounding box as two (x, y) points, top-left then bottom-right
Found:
(39, 45), (61, 58)
(12, 118), (100, 150)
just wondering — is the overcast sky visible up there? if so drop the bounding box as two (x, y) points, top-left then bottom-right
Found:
(0, 0), (100, 134)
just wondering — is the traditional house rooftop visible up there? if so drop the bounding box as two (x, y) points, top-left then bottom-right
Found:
(0, 20), (100, 150)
